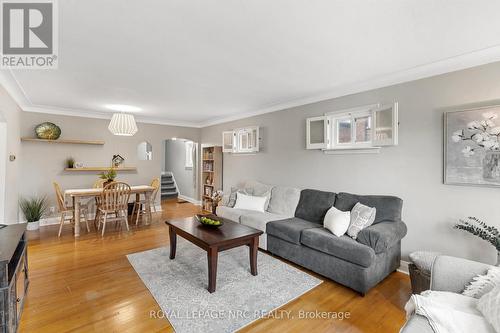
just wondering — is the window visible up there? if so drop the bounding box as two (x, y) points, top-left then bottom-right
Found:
(221, 126), (260, 153)
(306, 103), (398, 151)
(330, 108), (373, 149)
(185, 141), (194, 168)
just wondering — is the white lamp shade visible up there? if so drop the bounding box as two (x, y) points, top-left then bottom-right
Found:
(108, 113), (138, 136)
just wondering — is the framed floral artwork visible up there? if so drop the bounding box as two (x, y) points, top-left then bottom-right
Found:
(445, 105), (500, 187)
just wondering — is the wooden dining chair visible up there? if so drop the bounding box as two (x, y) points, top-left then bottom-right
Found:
(96, 182), (131, 236)
(131, 178), (160, 225)
(53, 182), (90, 237)
(92, 178), (107, 225)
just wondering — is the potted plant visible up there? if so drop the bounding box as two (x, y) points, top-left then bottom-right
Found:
(454, 216), (500, 265)
(19, 196), (48, 231)
(210, 190), (223, 214)
(66, 157), (75, 169)
(99, 168), (117, 186)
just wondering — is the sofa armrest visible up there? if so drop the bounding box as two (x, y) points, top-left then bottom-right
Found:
(356, 221), (407, 253)
(430, 255), (492, 293)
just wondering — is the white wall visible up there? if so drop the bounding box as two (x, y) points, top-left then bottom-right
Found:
(201, 62), (500, 265)
(164, 139), (196, 199)
(0, 86), (22, 224)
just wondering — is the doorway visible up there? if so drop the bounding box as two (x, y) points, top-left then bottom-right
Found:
(0, 119), (7, 223)
(162, 138), (198, 204)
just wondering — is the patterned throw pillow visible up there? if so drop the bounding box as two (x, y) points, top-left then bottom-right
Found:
(347, 202), (376, 239)
(227, 187), (253, 208)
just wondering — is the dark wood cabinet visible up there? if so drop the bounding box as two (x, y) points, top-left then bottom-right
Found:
(0, 224), (29, 333)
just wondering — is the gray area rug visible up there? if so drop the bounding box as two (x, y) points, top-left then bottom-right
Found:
(127, 240), (322, 333)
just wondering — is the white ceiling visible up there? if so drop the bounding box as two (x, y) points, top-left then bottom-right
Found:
(3, 0), (500, 127)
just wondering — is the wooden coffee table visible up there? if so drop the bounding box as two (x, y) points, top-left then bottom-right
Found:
(165, 216), (263, 293)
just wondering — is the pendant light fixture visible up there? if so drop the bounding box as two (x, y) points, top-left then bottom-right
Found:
(108, 113), (138, 136)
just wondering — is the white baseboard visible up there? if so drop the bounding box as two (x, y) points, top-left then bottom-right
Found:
(398, 260), (409, 275)
(177, 194), (201, 206)
(39, 216), (60, 226)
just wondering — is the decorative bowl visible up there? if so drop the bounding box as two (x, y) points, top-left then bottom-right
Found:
(195, 214), (224, 228)
(35, 122), (61, 140)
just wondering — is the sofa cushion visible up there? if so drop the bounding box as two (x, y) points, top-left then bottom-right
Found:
(334, 192), (402, 224)
(242, 180), (273, 209)
(243, 180), (273, 196)
(266, 217), (321, 245)
(240, 211), (288, 232)
(268, 185), (301, 216)
(356, 221), (407, 253)
(215, 206), (254, 222)
(295, 189), (336, 223)
(300, 228), (375, 268)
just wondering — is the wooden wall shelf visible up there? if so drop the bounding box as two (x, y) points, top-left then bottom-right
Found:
(64, 167), (137, 172)
(21, 138), (105, 145)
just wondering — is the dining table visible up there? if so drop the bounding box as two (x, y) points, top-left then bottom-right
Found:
(64, 185), (155, 237)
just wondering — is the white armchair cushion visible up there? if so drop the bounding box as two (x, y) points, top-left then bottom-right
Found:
(233, 193), (267, 212)
(477, 284), (500, 332)
(323, 206), (350, 237)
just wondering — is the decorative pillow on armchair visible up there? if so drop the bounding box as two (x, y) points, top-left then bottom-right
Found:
(463, 267), (500, 298)
(347, 202), (376, 239)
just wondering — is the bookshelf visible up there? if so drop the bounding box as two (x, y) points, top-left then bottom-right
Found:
(201, 146), (223, 212)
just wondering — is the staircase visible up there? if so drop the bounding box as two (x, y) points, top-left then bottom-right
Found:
(161, 172), (179, 200)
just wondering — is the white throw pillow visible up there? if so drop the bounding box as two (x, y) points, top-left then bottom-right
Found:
(477, 284), (500, 332)
(233, 192), (267, 212)
(463, 267), (500, 298)
(347, 202), (376, 239)
(323, 206), (351, 237)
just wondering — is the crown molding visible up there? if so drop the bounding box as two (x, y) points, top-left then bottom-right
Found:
(3, 44), (500, 129)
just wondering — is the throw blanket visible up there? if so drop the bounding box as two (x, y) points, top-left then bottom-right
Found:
(405, 291), (495, 333)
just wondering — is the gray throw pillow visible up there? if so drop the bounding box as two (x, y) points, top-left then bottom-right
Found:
(227, 187), (253, 208)
(347, 202), (376, 239)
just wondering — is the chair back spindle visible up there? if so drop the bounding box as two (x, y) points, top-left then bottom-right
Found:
(100, 182), (131, 212)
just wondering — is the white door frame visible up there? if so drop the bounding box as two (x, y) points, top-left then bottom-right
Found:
(164, 138), (200, 204)
(0, 121), (7, 223)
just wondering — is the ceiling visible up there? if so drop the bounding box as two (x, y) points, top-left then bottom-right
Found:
(3, 0), (500, 127)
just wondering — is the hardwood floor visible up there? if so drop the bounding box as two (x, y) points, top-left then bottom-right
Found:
(19, 199), (410, 333)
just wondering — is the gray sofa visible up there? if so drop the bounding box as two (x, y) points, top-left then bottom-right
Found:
(216, 180), (301, 250)
(217, 181), (407, 294)
(401, 255), (493, 333)
(267, 189), (407, 295)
